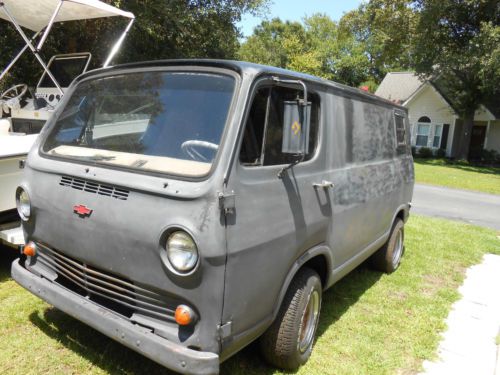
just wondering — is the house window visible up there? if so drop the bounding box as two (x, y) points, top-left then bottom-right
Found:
(416, 124), (430, 146)
(240, 85), (319, 166)
(418, 116), (431, 123)
(433, 124), (443, 148)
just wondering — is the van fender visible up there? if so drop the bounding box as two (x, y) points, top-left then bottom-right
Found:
(271, 244), (333, 322)
(392, 203), (410, 224)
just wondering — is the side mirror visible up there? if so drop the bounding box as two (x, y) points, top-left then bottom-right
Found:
(282, 99), (311, 155)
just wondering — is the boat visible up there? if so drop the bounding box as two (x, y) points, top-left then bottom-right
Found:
(0, 0), (135, 246)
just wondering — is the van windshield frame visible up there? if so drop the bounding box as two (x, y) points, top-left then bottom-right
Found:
(41, 68), (238, 179)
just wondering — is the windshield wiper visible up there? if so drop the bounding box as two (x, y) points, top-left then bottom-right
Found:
(87, 155), (116, 161)
(50, 149), (116, 162)
(69, 154), (116, 162)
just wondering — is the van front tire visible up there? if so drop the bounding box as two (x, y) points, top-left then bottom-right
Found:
(259, 267), (322, 370)
(370, 218), (404, 273)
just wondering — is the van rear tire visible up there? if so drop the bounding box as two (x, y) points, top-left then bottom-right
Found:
(370, 218), (404, 273)
(259, 267), (322, 370)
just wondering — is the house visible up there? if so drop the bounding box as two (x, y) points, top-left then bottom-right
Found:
(375, 72), (500, 159)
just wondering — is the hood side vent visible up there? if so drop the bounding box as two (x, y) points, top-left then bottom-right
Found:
(60, 176), (129, 200)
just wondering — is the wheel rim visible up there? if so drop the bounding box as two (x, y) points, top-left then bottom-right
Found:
(298, 289), (320, 353)
(392, 229), (403, 267)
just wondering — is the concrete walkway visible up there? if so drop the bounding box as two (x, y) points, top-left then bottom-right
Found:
(412, 184), (500, 230)
(420, 254), (500, 375)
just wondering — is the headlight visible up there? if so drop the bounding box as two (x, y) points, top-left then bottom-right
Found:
(166, 231), (198, 273)
(16, 187), (31, 221)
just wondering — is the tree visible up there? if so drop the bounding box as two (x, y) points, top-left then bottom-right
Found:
(0, 0), (268, 91)
(339, 0), (417, 81)
(238, 18), (310, 69)
(305, 14), (371, 86)
(238, 14), (372, 87)
(117, 0), (269, 62)
(412, 0), (500, 160)
(238, 1), (419, 89)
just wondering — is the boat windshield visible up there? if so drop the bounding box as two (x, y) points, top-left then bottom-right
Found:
(38, 55), (91, 88)
(43, 71), (235, 177)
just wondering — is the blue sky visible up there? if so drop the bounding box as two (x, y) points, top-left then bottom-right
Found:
(238, 0), (364, 38)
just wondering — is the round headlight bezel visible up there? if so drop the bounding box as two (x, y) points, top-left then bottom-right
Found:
(16, 187), (31, 221)
(165, 230), (199, 275)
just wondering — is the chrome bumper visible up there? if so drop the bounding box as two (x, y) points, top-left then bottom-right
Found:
(11, 259), (220, 375)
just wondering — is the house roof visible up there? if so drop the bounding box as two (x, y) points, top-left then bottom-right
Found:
(376, 71), (500, 119)
(375, 72), (424, 103)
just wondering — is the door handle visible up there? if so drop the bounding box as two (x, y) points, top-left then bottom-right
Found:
(313, 180), (334, 189)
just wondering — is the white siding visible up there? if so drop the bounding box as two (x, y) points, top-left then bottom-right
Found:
(485, 120), (500, 153)
(406, 84), (457, 156)
(474, 106), (495, 122)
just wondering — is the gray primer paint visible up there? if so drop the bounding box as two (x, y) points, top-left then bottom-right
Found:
(12, 59), (414, 374)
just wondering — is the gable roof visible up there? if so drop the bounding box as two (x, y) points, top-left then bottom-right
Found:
(432, 76), (500, 119)
(376, 72), (500, 119)
(377, 74), (458, 116)
(375, 72), (424, 103)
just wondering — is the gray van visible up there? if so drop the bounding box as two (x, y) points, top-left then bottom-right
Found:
(12, 60), (414, 374)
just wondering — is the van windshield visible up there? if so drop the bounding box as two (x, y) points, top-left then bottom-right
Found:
(43, 71), (235, 177)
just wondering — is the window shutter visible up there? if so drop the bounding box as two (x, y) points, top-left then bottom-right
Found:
(428, 125), (435, 147)
(411, 123), (418, 145)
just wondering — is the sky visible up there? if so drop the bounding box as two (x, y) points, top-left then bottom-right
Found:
(237, 0), (364, 38)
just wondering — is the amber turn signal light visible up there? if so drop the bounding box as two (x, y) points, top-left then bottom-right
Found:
(23, 242), (36, 257)
(175, 305), (196, 326)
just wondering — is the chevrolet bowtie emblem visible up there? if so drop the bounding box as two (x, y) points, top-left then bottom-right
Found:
(73, 204), (93, 218)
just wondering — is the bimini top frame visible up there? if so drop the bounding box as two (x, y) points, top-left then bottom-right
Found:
(0, 0), (135, 94)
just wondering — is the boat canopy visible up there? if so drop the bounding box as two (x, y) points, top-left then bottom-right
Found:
(0, 0), (134, 32)
(0, 0), (135, 91)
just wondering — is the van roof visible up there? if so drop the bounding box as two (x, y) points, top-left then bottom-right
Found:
(79, 59), (407, 111)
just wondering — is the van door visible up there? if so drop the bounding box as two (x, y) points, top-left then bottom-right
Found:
(221, 81), (329, 348)
(324, 96), (398, 269)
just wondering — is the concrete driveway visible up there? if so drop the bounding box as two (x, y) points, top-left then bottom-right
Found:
(412, 184), (500, 230)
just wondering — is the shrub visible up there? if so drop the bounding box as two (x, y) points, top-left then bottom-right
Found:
(418, 147), (433, 158)
(481, 149), (499, 162)
(435, 148), (446, 158)
(411, 146), (417, 157)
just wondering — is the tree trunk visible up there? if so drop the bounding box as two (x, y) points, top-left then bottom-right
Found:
(456, 110), (475, 160)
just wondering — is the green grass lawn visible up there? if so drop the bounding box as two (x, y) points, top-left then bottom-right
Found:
(414, 158), (500, 195)
(1, 216), (499, 374)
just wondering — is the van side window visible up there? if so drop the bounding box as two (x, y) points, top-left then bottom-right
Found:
(239, 88), (269, 165)
(240, 85), (319, 166)
(394, 112), (406, 149)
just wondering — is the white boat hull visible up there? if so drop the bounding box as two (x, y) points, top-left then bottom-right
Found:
(0, 154), (26, 213)
(0, 133), (38, 215)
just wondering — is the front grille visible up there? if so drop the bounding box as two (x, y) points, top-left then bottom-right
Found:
(36, 243), (176, 322)
(60, 176), (129, 200)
